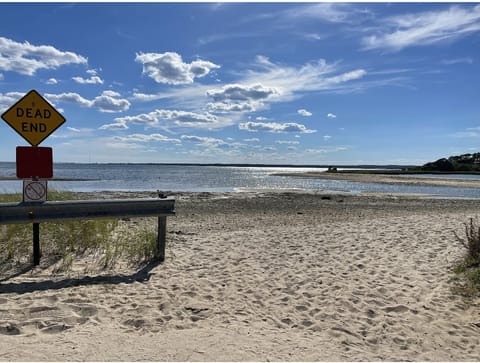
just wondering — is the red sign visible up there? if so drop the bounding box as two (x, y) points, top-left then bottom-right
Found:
(16, 146), (53, 179)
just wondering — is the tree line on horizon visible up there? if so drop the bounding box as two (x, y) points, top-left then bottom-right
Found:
(413, 153), (480, 173)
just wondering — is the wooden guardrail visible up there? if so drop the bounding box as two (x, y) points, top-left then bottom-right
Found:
(0, 197), (176, 265)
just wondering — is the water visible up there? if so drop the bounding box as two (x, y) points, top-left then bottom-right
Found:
(1, 162), (480, 198)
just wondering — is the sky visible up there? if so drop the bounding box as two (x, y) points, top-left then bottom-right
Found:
(0, 1), (479, 165)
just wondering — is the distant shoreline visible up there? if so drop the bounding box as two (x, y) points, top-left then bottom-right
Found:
(2, 161), (480, 174)
(0, 161), (416, 169)
(0, 176), (98, 181)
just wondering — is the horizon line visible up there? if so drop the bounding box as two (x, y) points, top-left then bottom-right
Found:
(0, 161), (418, 168)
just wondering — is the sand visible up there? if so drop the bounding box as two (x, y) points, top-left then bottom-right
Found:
(1, 190), (480, 361)
(274, 171), (480, 189)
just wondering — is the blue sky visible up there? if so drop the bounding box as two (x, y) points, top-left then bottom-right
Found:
(0, 2), (479, 165)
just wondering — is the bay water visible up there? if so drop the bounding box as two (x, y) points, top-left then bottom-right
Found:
(1, 162), (480, 198)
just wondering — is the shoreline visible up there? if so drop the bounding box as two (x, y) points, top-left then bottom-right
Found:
(0, 176), (99, 181)
(1, 191), (480, 360)
(274, 171), (480, 189)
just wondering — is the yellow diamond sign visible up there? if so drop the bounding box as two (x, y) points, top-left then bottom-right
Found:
(1, 89), (66, 146)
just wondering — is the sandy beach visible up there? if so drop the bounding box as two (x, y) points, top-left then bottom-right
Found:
(1, 190), (480, 361)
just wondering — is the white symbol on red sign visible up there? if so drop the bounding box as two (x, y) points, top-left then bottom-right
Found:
(23, 181), (47, 202)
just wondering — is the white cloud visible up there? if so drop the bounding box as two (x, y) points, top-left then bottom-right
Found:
(453, 126), (480, 138)
(206, 83), (278, 113)
(45, 91), (130, 113)
(72, 75), (104, 84)
(441, 57), (474, 65)
(298, 109), (312, 117)
(99, 120), (129, 131)
(46, 78), (58, 84)
(284, 3), (353, 23)
(243, 56), (367, 99)
(0, 91), (25, 111)
(105, 141), (144, 150)
(92, 91), (130, 113)
(181, 135), (226, 147)
(204, 59), (367, 114)
(115, 133), (181, 143)
(206, 101), (257, 113)
(324, 135), (332, 141)
(132, 92), (164, 102)
(132, 84), (214, 108)
(67, 127), (81, 132)
(179, 135), (248, 153)
(0, 36), (87, 75)
(45, 92), (91, 107)
(244, 138), (260, 142)
(239, 121), (316, 134)
(113, 109), (224, 129)
(276, 140), (300, 145)
(135, 51), (220, 85)
(327, 113), (337, 118)
(305, 146), (348, 154)
(362, 5), (480, 51)
(132, 56), (368, 117)
(245, 3), (362, 26)
(262, 146), (277, 152)
(302, 33), (324, 41)
(207, 83), (277, 102)
(326, 69), (367, 84)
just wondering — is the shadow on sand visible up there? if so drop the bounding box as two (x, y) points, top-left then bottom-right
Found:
(0, 261), (159, 294)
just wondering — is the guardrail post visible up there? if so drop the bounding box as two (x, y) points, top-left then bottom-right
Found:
(157, 216), (167, 262)
(33, 222), (40, 265)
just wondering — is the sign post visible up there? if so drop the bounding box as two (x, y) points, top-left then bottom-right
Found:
(32, 222), (40, 266)
(1, 89), (66, 265)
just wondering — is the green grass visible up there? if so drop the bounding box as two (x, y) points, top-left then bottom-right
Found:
(0, 191), (160, 276)
(452, 217), (480, 298)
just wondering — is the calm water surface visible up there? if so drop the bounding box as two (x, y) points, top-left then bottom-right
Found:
(1, 162), (480, 198)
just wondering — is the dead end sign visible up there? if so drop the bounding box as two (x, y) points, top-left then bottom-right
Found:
(16, 146), (53, 179)
(1, 90), (66, 146)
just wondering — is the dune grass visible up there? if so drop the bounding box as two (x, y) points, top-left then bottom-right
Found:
(452, 217), (480, 297)
(0, 191), (159, 276)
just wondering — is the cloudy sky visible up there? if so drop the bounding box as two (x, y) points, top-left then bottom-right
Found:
(0, 2), (479, 164)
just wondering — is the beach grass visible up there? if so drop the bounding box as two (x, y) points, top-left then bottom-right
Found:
(452, 217), (480, 297)
(0, 191), (159, 276)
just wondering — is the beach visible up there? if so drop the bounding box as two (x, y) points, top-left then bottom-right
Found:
(1, 190), (480, 361)
(274, 171), (480, 189)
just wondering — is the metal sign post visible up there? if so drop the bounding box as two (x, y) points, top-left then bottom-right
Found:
(32, 222), (40, 266)
(23, 179), (47, 265)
